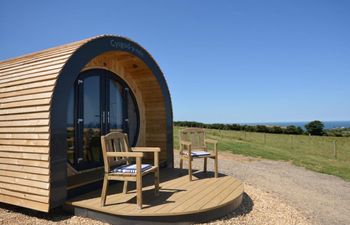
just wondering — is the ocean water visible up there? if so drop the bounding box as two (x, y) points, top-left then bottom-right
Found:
(240, 121), (350, 130)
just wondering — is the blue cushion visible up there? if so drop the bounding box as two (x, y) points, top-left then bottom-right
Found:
(111, 164), (152, 173)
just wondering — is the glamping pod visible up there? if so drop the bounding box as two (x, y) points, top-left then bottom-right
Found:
(0, 35), (173, 212)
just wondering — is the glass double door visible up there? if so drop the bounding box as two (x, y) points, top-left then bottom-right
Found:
(67, 69), (139, 171)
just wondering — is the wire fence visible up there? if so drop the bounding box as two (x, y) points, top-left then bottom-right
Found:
(201, 128), (350, 162)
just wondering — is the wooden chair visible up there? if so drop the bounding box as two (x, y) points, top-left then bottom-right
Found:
(100, 132), (160, 209)
(179, 128), (218, 181)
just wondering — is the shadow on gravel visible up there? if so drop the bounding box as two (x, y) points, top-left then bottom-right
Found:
(219, 192), (254, 220)
(0, 203), (72, 222)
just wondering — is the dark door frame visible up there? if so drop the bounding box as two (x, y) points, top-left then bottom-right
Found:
(70, 68), (140, 171)
(50, 36), (173, 209)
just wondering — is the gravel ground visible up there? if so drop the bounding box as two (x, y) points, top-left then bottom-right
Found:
(0, 151), (349, 225)
(184, 151), (350, 225)
(201, 184), (312, 225)
(0, 204), (108, 225)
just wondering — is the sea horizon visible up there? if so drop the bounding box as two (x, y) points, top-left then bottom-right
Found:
(237, 120), (350, 130)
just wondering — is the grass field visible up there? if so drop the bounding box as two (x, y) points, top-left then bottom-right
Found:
(174, 126), (350, 181)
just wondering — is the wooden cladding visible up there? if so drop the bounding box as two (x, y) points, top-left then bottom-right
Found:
(0, 38), (83, 213)
(0, 35), (172, 212)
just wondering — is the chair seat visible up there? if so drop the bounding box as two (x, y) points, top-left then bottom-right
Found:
(192, 151), (211, 157)
(111, 164), (152, 173)
(182, 150), (211, 157)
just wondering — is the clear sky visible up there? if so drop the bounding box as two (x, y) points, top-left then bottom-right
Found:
(0, 1), (349, 123)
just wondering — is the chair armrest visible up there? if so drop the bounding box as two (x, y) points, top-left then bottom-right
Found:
(132, 147), (161, 152)
(204, 139), (218, 155)
(205, 139), (218, 144)
(106, 152), (143, 158)
(132, 147), (160, 167)
(180, 141), (192, 157)
(180, 140), (192, 147)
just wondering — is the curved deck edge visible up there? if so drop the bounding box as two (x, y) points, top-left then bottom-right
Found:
(65, 187), (244, 224)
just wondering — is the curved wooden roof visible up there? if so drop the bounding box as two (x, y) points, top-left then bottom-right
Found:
(0, 35), (173, 212)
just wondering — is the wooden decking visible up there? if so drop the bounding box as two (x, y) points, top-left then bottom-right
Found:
(65, 168), (243, 224)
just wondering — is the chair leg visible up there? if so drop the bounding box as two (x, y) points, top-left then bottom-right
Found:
(101, 174), (108, 206)
(214, 156), (218, 178)
(204, 157), (207, 173)
(179, 157), (183, 170)
(123, 181), (128, 194)
(188, 157), (192, 181)
(136, 175), (143, 209)
(154, 168), (160, 196)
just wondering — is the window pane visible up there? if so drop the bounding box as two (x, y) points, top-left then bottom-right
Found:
(83, 76), (102, 164)
(109, 80), (139, 145)
(127, 91), (138, 145)
(109, 80), (124, 132)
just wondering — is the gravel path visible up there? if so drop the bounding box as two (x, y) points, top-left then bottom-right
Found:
(0, 205), (108, 225)
(180, 151), (350, 225)
(201, 184), (312, 225)
(0, 151), (349, 225)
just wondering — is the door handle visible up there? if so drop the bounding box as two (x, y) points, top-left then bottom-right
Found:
(102, 111), (106, 124)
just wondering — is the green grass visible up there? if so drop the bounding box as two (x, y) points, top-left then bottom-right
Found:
(174, 126), (350, 181)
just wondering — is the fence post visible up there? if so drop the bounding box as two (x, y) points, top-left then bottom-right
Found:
(309, 134), (312, 144)
(333, 140), (337, 159)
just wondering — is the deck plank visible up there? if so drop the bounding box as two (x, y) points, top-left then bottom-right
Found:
(205, 180), (242, 209)
(148, 176), (220, 214)
(122, 174), (199, 214)
(177, 177), (237, 213)
(66, 168), (244, 218)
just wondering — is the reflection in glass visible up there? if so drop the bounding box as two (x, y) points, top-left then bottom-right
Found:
(109, 80), (124, 132)
(127, 90), (138, 145)
(83, 76), (102, 163)
(109, 80), (139, 145)
(66, 69), (140, 172)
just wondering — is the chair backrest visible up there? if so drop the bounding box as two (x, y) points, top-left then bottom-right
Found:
(180, 128), (206, 150)
(101, 132), (131, 173)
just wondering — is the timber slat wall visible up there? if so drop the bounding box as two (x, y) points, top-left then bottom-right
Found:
(0, 36), (171, 212)
(0, 39), (86, 212)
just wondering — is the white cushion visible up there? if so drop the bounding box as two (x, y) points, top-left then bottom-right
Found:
(111, 164), (152, 173)
(191, 151), (210, 157)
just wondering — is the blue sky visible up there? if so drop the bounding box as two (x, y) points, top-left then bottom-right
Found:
(0, 0), (349, 123)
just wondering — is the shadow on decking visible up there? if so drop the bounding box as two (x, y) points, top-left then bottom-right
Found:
(108, 188), (186, 209)
(68, 168), (206, 209)
(0, 168), (249, 224)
